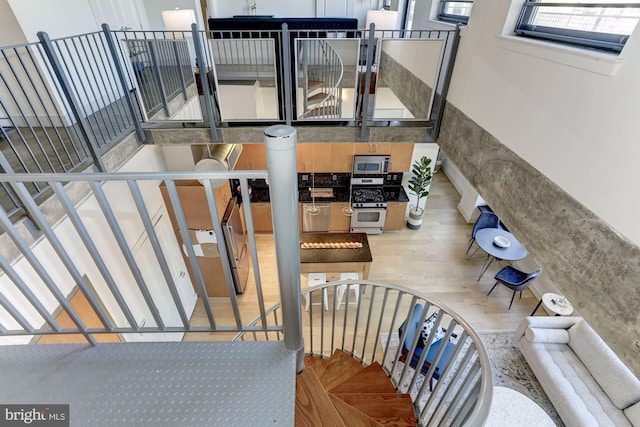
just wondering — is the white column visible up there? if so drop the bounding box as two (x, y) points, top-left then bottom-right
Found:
(264, 125), (304, 373)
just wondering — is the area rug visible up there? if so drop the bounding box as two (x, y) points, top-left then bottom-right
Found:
(380, 331), (563, 426)
(478, 331), (563, 426)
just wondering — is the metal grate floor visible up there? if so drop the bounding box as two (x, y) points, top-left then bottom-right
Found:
(0, 341), (296, 426)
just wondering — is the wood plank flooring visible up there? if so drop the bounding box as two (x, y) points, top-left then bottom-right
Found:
(185, 171), (539, 340)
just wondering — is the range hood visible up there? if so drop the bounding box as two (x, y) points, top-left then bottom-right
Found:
(195, 144), (243, 187)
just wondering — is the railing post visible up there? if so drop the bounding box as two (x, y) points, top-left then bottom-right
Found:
(359, 23), (376, 142)
(426, 24), (460, 143)
(264, 125), (304, 373)
(281, 23), (294, 125)
(36, 31), (106, 172)
(191, 23), (221, 141)
(147, 40), (170, 117)
(172, 42), (188, 101)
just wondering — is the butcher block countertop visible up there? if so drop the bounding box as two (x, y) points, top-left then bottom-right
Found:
(299, 233), (372, 264)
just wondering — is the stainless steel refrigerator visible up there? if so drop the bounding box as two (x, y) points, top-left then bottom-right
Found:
(222, 198), (250, 293)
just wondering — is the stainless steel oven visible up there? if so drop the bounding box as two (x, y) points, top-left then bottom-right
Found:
(352, 155), (390, 176)
(350, 207), (386, 234)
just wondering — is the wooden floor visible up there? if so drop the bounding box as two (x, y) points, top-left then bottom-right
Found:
(185, 171), (539, 340)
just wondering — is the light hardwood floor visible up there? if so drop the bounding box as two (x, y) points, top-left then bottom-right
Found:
(184, 171), (540, 341)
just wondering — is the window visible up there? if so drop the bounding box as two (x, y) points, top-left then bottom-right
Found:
(438, 1), (473, 25)
(515, 1), (640, 53)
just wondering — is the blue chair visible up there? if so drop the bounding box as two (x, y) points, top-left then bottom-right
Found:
(487, 266), (542, 309)
(398, 304), (456, 391)
(466, 211), (501, 256)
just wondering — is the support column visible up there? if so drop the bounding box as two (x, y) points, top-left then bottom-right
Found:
(264, 125), (304, 373)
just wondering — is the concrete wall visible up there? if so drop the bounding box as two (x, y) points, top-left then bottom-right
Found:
(437, 0), (640, 374)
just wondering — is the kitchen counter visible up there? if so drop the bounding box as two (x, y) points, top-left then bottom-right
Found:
(300, 233), (372, 279)
(248, 186), (408, 203)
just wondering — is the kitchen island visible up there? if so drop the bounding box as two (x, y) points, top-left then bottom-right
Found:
(299, 233), (372, 280)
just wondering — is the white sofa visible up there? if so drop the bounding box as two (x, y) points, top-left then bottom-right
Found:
(515, 316), (640, 427)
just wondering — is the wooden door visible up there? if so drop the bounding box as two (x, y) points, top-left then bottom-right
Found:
(330, 203), (351, 232)
(330, 143), (355, 172)
(384, 202), (408, 231)
(37, 286), (121, 344)
(390, 144), (414, 172)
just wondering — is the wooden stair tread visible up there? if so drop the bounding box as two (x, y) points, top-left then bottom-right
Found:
(307, 92), (332, 103)
(329, 394), (385, 427)
(329, 362), (396, 394)
(319, 349), (366, 390)
(295, 368), (344, 427)
(332, 393), (416, 427)
(304, 355), (329, 378)
(307, 80), (323, 91)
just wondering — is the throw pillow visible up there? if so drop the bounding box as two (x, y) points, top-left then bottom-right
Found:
(422, 313), (446, 346)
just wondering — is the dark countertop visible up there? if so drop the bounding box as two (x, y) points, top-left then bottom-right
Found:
(300, 233), (372, 263)
(249, 185), (408, 203)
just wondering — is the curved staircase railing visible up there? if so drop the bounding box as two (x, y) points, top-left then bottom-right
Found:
(235, 280), (493, 427)
(298, 40), (344, 119)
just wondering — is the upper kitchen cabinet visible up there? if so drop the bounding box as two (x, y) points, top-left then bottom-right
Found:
(235, 144), (267, 170)
(330, 144), (355, 172)
(354, 143), (391, 155)
(389, 144), (414, 172)
(160, 180), (231, 230)
(297, 143), (333, 172)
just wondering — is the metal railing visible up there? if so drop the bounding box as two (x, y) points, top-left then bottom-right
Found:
(0, 170), (276, 346)
(235, 280), (493, 427)
(298, 39), (344, 119)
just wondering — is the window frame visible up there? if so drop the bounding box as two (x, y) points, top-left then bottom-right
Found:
(514, 1), (640, 53)
(437, 0), (473, 25)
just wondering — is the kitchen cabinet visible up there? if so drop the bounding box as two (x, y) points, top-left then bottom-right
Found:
(236, 143), (267, 170)
(160, 180), (232, 230)
(297, 143), (333, 172)
(330, 144), (355, 172)
(354, 143), (391, 155)
(384, 202), (408, 231)
(330, 202), (352, 232)
(251, 202), (273, 232)
(389, 144), (414, 172)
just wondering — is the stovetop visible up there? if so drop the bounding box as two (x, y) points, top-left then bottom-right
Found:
(351, 186), (386, 208)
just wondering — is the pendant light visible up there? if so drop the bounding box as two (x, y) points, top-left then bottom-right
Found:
(307, 144), (321, 215)
(342, 143), (356, 216)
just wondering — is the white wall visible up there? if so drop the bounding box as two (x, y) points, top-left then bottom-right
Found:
(403, 143), (439, 212)
(8, 0), (100, 41)
(0, 0), (27, 46)
(445, 0), (640, 246)
(0, 146), (196, 344)
(143, 0), (205, 30)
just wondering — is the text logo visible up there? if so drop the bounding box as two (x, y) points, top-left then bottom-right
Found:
(0, 405), (68, 426)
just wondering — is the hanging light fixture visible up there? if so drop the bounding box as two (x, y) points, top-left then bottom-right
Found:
(307, 144), (321, 215)
(342, 143), (356, 216)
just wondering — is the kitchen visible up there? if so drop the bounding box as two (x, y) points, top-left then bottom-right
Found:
(159, 142), (438, 299)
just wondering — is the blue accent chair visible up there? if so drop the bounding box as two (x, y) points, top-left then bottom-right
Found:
(398, 304), (456, 391)
(466, 211), (501, 256)
(487, 266), (542, 309)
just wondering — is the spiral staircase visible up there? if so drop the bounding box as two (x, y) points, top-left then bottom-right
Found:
(296, 349), (417, 426)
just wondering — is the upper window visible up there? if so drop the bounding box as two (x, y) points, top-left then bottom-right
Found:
(438, 1), (473, 25)
(515, 1), (640, 53)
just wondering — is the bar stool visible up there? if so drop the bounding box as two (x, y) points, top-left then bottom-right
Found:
(336, 272), (359, 310)
(304, 272), (328, 311)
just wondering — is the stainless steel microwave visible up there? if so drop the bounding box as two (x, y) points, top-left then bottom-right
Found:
(352, 155), (390, 176)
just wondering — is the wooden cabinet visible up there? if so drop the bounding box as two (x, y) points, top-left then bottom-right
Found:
(160, 180), (231, 230)
(330, 202), (352, 232)
(354, 143), (391, 155)
(330, 143), (355, 172)
(297, 143), (333, 172)
(389, 144), (414, 172)
(236, 143), (267, 170)
(250, 202), (273, 232)
(384, 201), (408, 231)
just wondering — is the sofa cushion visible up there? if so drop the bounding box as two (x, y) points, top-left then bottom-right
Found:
(568, 320), (640, 409)
(624, 401), (640, 427)
(519, 339), (632, 427)
(525, 327), (569, 343)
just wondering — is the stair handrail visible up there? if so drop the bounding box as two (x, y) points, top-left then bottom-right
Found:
(299, 40), (344, 119)
(234, 279), (493, 427)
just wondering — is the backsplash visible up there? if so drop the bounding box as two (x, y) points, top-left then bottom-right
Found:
(298, 173), (351, 188)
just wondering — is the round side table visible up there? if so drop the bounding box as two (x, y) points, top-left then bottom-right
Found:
(531, 292), (573, 316)
(486, 386), (555, 426)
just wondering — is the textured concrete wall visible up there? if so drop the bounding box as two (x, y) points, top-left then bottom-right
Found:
(379, 50), (431, 119)
(438, 102), (640, 375)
